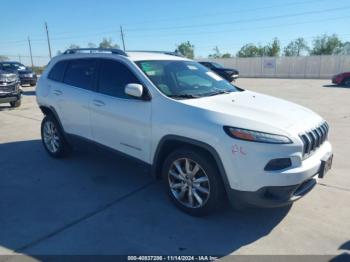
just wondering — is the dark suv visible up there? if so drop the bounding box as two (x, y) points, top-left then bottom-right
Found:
(0, 70), (21, 107)
(0, 61), (37, 86)
(199, 61), (239, 82)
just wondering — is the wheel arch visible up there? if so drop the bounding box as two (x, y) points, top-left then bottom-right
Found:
(152, 135), (231, 192)
(39, 105), (66, 137)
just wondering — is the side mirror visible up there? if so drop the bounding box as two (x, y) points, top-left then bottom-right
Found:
(125, 83), (143, 98)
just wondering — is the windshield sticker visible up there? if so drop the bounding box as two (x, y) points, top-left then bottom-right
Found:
(187, 65), (198, 70)
(206, 71), (223, 81)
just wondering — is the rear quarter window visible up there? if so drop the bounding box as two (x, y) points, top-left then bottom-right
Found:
(48, 60), (68, 82)
(63, 59), (97, 90)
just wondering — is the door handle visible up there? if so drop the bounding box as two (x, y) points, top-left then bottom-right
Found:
(53, 89), (63, 96)
(93, 99), (105, 107)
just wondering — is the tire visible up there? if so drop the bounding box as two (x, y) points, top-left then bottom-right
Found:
(30, 82), (36, 86)
(162, 147), (225, 216)
(10, 99), (21, 108)
(343, 78), (350, 87)
(41, 114), (71, 158)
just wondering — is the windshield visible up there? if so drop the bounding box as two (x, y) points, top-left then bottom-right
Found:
(136, 60), (240, 99)
(211, 62), (224, 68)
(0, 62), (26, 71)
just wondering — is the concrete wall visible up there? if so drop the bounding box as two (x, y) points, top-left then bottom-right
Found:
(202, 55), (350, 79)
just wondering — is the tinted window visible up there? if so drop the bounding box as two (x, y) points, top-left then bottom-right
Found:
(48, 60), (67, 82)
(63, 59), (97, 90)
(98, 60), (140, 99)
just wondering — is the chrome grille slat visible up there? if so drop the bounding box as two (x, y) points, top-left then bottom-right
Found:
(299, 122), (329, 158)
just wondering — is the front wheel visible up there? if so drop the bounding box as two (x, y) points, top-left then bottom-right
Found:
(10, 99), (21, 108)
(41, 115), (71, 158)
(162, 148), (225, 216)
(343, 78), (350, 87)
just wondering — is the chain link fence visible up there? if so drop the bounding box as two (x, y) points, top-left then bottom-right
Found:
(204, 55), (350, 79)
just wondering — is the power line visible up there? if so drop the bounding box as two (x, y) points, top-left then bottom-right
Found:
(125, 6), (350, 32)
(0, 0), (337, 44)
(125, 16), (350, 39)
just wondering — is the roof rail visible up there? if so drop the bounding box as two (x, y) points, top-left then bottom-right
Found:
(127, 50), (184, 57)
(63, 48), (128, 56)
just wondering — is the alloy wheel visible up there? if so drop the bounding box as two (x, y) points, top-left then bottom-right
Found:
(168, 158), (210, 208)
(43, 121), (60, 153)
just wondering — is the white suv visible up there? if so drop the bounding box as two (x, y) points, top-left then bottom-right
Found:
(36, 48), (333, 216)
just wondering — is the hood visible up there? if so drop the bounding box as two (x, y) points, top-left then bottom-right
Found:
(180, 90), (323, 135)
(216, 67), (238, 73)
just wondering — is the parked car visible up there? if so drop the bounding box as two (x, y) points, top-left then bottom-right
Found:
(0, 61), (37, 86)
(199, 61), (239, 82)
(332, 72), (350, 87)
(0, 70), (22, 107)
(36, 48), (333, 216)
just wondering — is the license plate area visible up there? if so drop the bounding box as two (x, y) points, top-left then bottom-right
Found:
(319, 153), (333, 178)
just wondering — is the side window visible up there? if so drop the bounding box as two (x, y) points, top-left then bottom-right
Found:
(63, 59), (97, 90)
(98, 59), (141, 99)
(48, 60), (67, 82)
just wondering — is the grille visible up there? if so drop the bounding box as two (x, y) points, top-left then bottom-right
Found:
(299, 122), (329, 158)
(0, 83), (17, 92)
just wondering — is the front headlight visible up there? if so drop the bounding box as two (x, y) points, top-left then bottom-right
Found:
(223, 126), (292, 144)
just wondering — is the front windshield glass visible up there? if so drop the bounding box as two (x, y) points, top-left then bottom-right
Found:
(136, 60), (240, 98)
(1, 63), (25, 71)
(212, 62), (224, 68)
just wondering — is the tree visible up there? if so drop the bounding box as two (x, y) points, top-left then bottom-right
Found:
(336, 42), (350, 55)
(0, 55), (8, 61)
(264, 38), (281, 57)
(284, 38), (309, 56)
(221, 53), (232, 58)
(208, 46), (221, 58)
(236, 43), (263, 57)
(88, 42), (97, 48)
(176, 41), (195, 59)
(67, 44), (80, 49)
(99, 38), (119, 49)
(311, 34), (343, 55)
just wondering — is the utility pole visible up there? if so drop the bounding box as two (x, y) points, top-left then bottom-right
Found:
(18, 54), (21, 63)
(28, 37), (34, 70)
(45, 22), (52, 59)
(120, 26), (126, 51)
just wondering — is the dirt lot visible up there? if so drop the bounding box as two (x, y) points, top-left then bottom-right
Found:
(0, 79), (349, 259)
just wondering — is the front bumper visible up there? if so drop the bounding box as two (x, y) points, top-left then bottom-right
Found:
(0, 83), (21, 103)
(332, 76), (342, 85)
(19, 76), (37, 85)
(228, 172), (319, 208)
(218, 132), (332, 207)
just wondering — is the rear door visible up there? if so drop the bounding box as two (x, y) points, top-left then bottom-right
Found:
(53, 58), (97, 139)
(90, 58), (152, 162)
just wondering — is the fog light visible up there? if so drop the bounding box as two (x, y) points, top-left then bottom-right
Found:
(264, 158), (292, 171)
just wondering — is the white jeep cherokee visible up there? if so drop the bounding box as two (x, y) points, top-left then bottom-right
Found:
(36, 48), (333, 216)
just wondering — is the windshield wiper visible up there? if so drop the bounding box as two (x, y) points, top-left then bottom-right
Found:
(168, 94), (200, 99)
(205, 90), (233, 96)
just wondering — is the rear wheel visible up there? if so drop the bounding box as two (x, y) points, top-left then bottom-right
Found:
(162, 148), (225, 216)
(41, 115), (71, 158)
(10, 99), (21, 108)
